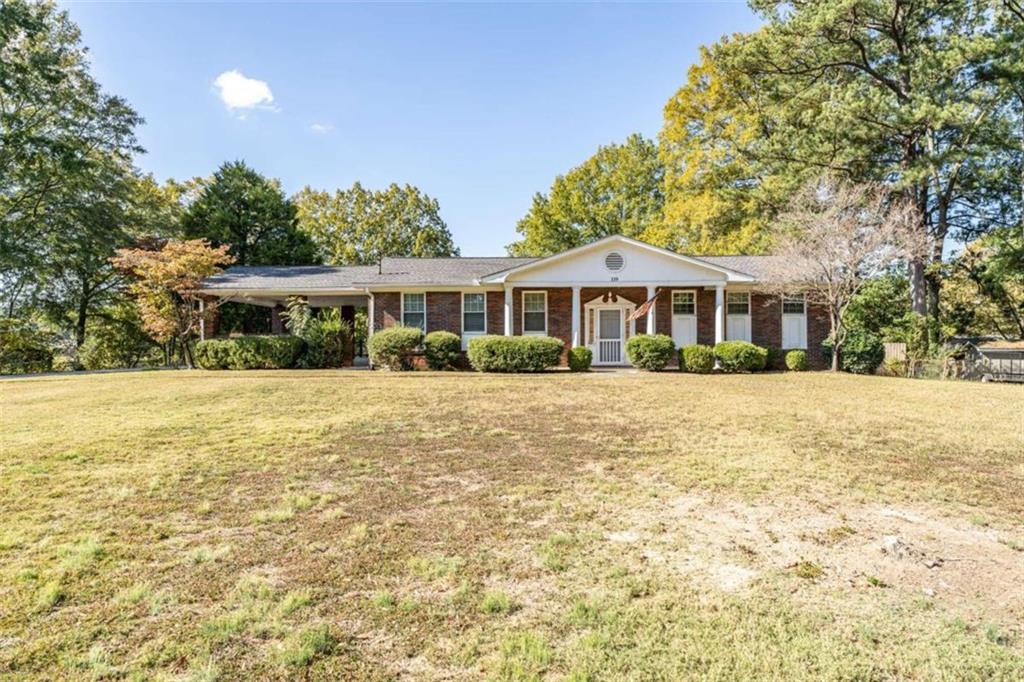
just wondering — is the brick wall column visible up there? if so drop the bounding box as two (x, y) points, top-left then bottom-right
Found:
(271, 304), (286, 334)
(200, 295), (220, 341)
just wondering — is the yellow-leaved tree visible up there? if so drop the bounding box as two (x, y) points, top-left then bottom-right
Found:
(111, 239), (234, 368)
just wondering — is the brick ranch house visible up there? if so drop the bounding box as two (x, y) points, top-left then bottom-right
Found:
(197, 235), (829, 368)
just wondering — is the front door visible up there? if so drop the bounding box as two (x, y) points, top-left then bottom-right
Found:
(596, 308), (624, 364)
(671, 290), (697, 347)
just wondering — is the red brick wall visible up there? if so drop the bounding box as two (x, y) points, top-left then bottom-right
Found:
(373, 292), (401, 330)
(426, 292), (461, 335)
(807, 302), (829, 369)
(751, 293), (781, 348)
(697, 289), (716, 346)
(486, 291), (504, 335)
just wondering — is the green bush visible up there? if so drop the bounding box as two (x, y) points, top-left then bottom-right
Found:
(822, 329), (884, 374)
(300, 311), (352, 369)
(625, 334), (675, 371)
(680, 344), (714, 373)
(568, 346), (592, 372)
(785, 349), (808, 371)
(765, 346), (784, 370)
(466, 335), (564, 372)
(194, 336), (305, 370)
(368, 326), (423, 371)
(714, 340), (768, 372)
(423, 331), (462, 370)
(0, 319), (54, 374)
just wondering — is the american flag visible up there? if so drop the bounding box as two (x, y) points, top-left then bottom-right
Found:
(626, 291), (659, 322)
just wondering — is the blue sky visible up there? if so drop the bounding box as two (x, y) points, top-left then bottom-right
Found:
(64, 1), (760, 255)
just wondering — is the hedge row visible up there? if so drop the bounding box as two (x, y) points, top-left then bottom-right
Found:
(194, 336), (305, 370)
(466, 335), (564, 372)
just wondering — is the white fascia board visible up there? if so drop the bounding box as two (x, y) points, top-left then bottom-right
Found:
(195, 287), (366, 298)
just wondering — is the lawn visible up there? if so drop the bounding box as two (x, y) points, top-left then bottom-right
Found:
(1, 370), (1022, 680)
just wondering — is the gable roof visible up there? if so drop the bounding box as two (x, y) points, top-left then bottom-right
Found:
(478, 235), (756, 282)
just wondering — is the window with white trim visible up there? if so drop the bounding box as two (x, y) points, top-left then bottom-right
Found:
(672, 291), (695, 315)
(523, 292), (547, 334)
(782, 294), (806, 315)
(727, 292), (750, 315)
(402, 292), (425, 331)
(463, 293), (486, 333)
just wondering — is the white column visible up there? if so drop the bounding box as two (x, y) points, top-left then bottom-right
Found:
(198, 298), (206, 342)
(571, 286), (581, 347)
(646, 285), (656, 335)
(714, 284), (725, 345)
(366, 292), (375, 339)
(504, 286), (513, 336)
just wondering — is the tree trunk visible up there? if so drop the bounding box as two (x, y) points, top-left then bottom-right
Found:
(831, 346), (841, 372)
(909, 259), (928, 315)
(75, 294), (89, 349)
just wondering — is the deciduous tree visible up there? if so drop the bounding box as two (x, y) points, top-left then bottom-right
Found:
(111, 239), (234, 368)
(508, 134), (664, 256)
(294, 182), (458, 265)
(763, 176), (925, 372)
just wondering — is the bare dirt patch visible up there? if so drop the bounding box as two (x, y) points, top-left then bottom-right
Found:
(609, 489), (1024, 625)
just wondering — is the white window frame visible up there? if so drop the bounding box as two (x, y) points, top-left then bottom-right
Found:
(726, 291), (750, 316)
(521, 290), (548, 336)
(461, 291), (487, 336)
(671, 290), (696, 316)
(782, 293), (806, 315)
(401, 292), (427, 331)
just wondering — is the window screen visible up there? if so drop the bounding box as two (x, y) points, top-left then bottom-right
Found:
(463, 293), (486, 333)
(402, 293), (425, 331)
(523, 292), (546, 333)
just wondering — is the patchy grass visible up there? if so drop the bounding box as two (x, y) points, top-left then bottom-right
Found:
(1, 369), (1022, 679)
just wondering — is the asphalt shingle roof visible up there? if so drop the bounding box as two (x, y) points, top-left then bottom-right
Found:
(199, 257), (538, 290)
(199, 252), (785, 291)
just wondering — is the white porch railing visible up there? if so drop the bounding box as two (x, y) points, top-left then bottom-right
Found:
(598, 339), (622, 364)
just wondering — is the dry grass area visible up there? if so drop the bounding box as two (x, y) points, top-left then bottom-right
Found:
(1, 369), (1022, 680)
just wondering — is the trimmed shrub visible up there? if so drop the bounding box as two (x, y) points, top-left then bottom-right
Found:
(785, 349), (808, 371)
(625, 334), (675, 371)
(193, 339), (233, 369)
(466, 335), (564, 372)
(714, 340), (768, 372)
(194, 336), (305, 370)
(822, 329), (884, 374)
(423, 331), (462, 370)
(0, 319), (54, 374)
(765, 346), (784, 371)
(368, 326), (423, 371)
(568, 346), (593, 372)
(680, 344), (714, 373)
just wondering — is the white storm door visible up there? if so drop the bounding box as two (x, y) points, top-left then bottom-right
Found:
(671, 291), (697, 347)
(726, 292), (751, 342)
(596, 309), (623, 364)
(781, 295), (807, 349)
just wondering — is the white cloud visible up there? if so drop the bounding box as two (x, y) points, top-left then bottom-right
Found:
(310, 123), (334, 134)
(213, 70), (274, 111)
